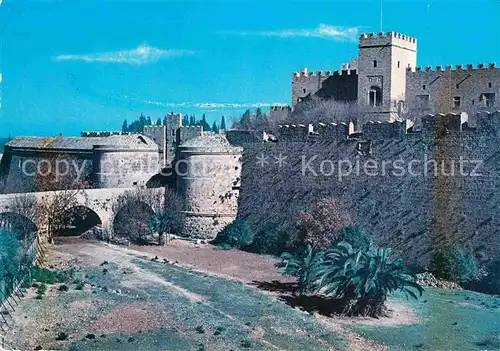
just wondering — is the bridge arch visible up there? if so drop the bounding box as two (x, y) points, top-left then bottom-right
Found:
(54, 205), (103, 238)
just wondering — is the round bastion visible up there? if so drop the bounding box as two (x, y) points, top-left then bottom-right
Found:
(176, 134), (243, 238)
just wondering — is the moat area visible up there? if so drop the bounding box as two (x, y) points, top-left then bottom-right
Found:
(4, 238), (500, 351)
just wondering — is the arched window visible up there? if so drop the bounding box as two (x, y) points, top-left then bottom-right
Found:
(369, 86), (382, 107)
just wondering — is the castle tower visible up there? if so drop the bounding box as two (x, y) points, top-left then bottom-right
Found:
(357, 32), (417, 121)
(176, 134), (242, 239)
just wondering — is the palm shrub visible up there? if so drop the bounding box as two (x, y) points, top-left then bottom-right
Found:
(149, 211), (174, 245)
(332, 224), (371, 251)
(212, 220), (253, 250)
(429, 246), (477, 283)
(309, 242), (424, 317)
(275, 245), (324, 294)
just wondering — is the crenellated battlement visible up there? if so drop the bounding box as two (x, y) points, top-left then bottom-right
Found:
(360, 31), (416, 43)
(270, 105), (291, 111)
(275, 112), (500, 142)
(143, 125), (165, 132)
(363, 120), (410, 140)
(292, 68), (357, 79)
(359, 31), (417, 51)
(407, 62), (497, 73)
(81, 131), (137, 137)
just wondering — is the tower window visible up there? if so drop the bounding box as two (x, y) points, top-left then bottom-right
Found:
(397, 61), (400, 68)
(303, 88), (306, 94)
(422, 85), (426, 90)
(481, 93), (496, 107)
(456, 84), (459, 89)
(373, 60), (378, 68)
(488, 82), (492, 88)
(453, 96), (461, 108)
(369, 86), (382, 107)
(472, 99), (475, 106)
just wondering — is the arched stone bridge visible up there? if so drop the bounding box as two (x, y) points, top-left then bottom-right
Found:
(0, 187), (165, 234)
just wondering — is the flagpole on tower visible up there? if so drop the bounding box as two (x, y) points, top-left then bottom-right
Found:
(380, 0), (384, 32)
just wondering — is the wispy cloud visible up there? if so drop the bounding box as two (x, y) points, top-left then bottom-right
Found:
(221, 24), (359, 42)
(54, 44), (196, 65)
(142, 101), (287, 109)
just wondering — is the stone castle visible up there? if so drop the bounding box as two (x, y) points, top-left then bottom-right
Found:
(1, 30), (499, 267)
(271, 31), (499, 123)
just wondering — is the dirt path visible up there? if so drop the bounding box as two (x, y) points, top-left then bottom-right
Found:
(49, 239), (416, 350)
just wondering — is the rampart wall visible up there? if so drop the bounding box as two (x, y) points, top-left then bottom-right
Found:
(234, 111), (500, 268)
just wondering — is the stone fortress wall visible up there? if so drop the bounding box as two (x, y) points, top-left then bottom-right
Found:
(231, 111), (500, 268)
(405, 63), (500, 124)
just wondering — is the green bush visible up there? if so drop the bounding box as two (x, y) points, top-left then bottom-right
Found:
(58, 284), (69, 292)
(36, 284), (47, 295)
(430, 246), (478, 283)
(333, 224), (371, 251)
(473, 258), (500, 295)
(31, 266), (75, 284)
(247, 223), (288, 256)
(212, 220), (253, 249)
(55, 332), (68, 341)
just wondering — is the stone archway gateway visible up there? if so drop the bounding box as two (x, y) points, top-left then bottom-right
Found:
(55, 206), (103, 237)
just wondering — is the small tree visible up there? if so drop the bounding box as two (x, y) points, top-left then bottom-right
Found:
(122, 119), (128, 132)
(290, 98), (359, 126)
(220, 116), (226, 131)
(33, 153), (91, 243)
(291, 197), (351, 252)
(4, 193), (38, 249)
(211, 121), (219, 134)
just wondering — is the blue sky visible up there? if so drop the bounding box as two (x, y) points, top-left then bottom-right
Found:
(0, 0), (499, 137)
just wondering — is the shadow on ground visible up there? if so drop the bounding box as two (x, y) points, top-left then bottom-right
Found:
(252, 280), (350, 317)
